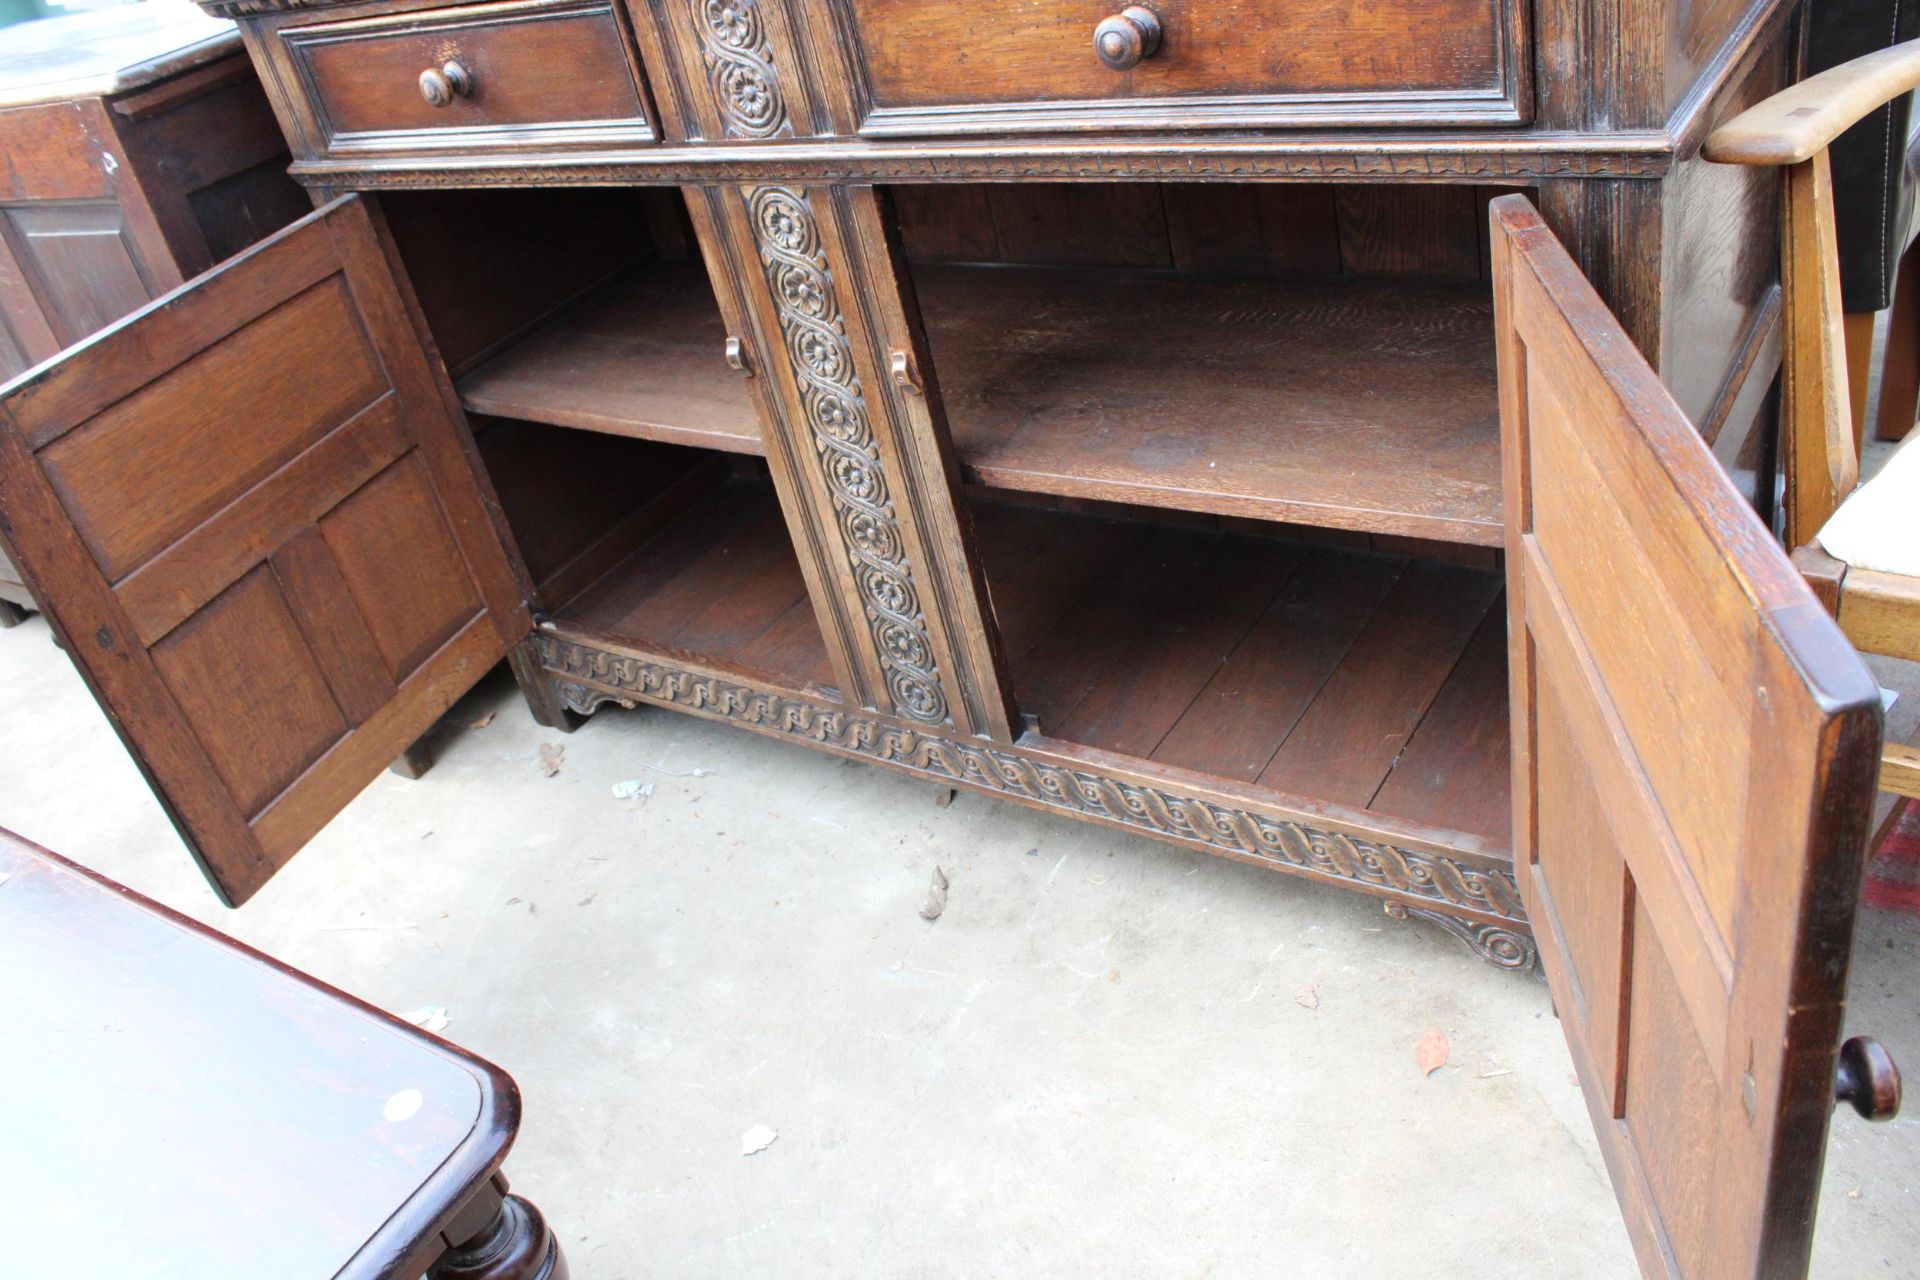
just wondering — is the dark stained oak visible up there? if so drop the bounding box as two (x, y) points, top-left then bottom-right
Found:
(456, 263), (762, 454)
(971, 497), (1512, 844)
(0, 827), (564, 1280)
(558, 474), (837, 693)
(1494, 195), (1886, 1280)
(0, 197), (530, 906)
(832, 0), (1529, 134)
(916, 263), (1504, 546)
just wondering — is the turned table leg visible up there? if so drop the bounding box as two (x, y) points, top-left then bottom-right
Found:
(429, 1174), (567, 1280)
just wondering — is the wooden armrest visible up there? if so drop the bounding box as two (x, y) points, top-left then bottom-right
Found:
(1704, 38), (1920, 165)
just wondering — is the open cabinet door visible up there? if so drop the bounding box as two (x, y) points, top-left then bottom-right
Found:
(1491, 195), (1890, 1278)
(0, 197), (530, 907)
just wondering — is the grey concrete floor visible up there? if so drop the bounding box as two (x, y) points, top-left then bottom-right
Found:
(2, 612), (1916, 1277)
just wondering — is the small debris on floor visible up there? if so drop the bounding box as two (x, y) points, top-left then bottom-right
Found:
(935, 788), (957, 808)
(611, 779), (655, 801)
(537, 743), (564, 777)
(468, 711), (495, 730)
(1415, 1028), (1450, 1077)
(1848, 1187), (1863, 1199)
(1106, 969), (1120, 982)
(740, 1124), (778, 1156)
(1294, 985), (1319, 1010)
(401, 1005), (451, 1033)
(919, 866), (950, 920)
(1025, 848), (1039, 857)
(639, 757), (713, 778)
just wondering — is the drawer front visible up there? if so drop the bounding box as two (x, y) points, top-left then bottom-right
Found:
(838, 0), (1529, 136)
(280, 0), (656, 156)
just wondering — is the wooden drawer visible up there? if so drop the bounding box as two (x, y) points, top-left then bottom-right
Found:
(276, 0), (655, 158)
(834, 0), (1530, 136)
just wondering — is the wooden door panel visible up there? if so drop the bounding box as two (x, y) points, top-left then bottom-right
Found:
(1492, 195), (1884, 1279)
(0, 196), (529, 905)
(3, 203), (155, 345)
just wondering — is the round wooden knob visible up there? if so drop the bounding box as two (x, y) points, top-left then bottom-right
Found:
(1835, 1036), (1901, 1121)
(418, 60), (473, 108)
(1093, 6), (1162, 71)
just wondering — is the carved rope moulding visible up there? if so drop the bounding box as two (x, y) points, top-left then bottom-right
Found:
(744, 185), (949, 725)
(694, 0), (790, 138)
(536, 635), (1530, 932)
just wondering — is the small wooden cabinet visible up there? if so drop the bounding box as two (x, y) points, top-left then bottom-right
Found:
(0, 1), (1898, 1274)
(0, 0), (310, 622)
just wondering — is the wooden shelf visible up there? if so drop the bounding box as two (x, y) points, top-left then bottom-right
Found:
(457, 263), (764, 455)
(973, 499), (1511, 843)
(556, 476), (836, 693)
(917, 264), (1504, 546)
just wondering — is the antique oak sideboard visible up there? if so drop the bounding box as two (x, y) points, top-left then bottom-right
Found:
(0, 2), (1900, 1274)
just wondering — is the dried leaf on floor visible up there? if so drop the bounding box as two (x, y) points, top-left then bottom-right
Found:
(1415, 1028), (1450, 1077)
(401, 1005), (451, 1033)
(468, 711), (495, 730)
(918, 865), (950, 920)
(935, 788), (957, 808)
(1295, 985), (1319, 1010)
(537, 742), (564, 777)
(741, 1124), (778, 1156)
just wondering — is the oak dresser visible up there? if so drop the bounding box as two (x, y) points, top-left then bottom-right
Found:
(0, 2), (1902, 1275)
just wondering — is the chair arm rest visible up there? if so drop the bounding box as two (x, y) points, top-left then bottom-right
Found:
(1705, 38), (1920, 165)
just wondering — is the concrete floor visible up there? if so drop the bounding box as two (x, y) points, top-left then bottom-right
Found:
(2, 613), (1916, 1277)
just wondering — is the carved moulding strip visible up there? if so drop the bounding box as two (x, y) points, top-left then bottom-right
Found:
(533, 633), (1530, 940)
(743, 184), (948, 725)
(691, 0), (790, 139)
(286, 138), (1674, 191)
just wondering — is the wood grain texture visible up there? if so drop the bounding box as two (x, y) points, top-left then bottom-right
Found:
(557, 474), (834, 690)
(1494, 193), (1883, 1280)
(833, 0), (1527, 133)
(457, 262), (762, 453)
(970, 497), (1511, 843)
(276, 0), (656, 157)
(917, 262), (1503, 545)
(0, 198), (530, 905)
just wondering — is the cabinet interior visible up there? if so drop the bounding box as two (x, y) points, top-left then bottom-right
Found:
(380, 186), (834, 697)
(969, 491), (1513, 844)
(895, 181), (1526, 549)
(377, 180), (1522, 847)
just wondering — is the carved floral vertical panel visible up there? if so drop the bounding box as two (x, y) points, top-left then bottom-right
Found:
(692, 0), (790, 138)
(744, 185), (949, 726)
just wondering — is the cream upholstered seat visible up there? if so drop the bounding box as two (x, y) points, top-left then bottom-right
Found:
(1817, 436), (1920, 577)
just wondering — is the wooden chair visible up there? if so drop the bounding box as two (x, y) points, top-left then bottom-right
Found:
(1705, 40), (1920, 808)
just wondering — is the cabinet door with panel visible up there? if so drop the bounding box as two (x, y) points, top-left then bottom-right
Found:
(0, 196), (531, 906)
(1491, 194), (1897, 1279)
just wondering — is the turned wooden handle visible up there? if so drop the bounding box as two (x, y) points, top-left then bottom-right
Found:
(1835, 1036), (1901, 1121)
(418, 59), (474, 108)
(1093, 6), (1161, 71)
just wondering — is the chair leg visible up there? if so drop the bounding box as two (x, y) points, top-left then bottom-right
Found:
(1874, 240), (1920, 442)
(1845, 310), (1876, 450)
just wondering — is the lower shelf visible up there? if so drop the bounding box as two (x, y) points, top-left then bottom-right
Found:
(552, 475), (837, 695)
(971, 499), (1513, 845)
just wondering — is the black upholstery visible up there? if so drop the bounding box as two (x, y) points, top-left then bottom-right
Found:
(1807, 0), (1920, 313)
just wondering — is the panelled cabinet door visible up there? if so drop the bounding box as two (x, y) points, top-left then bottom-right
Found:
(1491, 195), (1887, 1279)
(0, 197), (530, 906)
